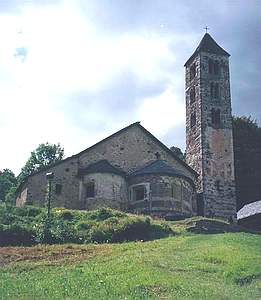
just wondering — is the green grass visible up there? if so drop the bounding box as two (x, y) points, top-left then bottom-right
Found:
(1, 233), (261, 299)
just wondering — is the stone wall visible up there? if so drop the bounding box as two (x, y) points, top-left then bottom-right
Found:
(79, 125), (196, 181)
(185, 55), (203, 192)
(16, 123), (197, 211)
(79, 173), (128, 210)
(185, 51), (236, 218)
(16, 156), (80, 209)
(128, 174), (197, 216)
(16, 187), (27, 207)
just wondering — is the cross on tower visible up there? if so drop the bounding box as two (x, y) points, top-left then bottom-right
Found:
(204, 26), (209, 33)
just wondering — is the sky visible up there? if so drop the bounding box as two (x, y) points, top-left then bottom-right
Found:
(0, 0), (260, 175)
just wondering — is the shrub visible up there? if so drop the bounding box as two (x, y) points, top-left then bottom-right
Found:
(88, 208), (126, 221)
(34, 217), (78, 244)
(0, 223), (35, 246)
(15, 205), (43, 217)
(54, 208), (75, 221)
(0, 205), (174, 245)
(88, 224), (114, 243)
(148, 223), (173, 240)
(86, 216), (170, 243)
(75, 220), (94, 231)
(112, 217), (151, 242)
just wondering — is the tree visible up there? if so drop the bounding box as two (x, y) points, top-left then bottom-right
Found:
(19, 143), (64, 182)
(170, 146), (186, 161)
(233, 116), (261, 209)
(0, 169), (17, 202)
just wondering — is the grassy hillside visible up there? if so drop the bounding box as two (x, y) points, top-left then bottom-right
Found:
(0, 204), (260, 299)
(1, 233), (261, 299)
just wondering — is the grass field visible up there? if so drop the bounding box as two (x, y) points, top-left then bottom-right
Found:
(1, 232), (261, 299)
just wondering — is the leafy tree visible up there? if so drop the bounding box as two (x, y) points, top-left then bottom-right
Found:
(19, 143), (64, 182)
(0, 169), (17, 202)
(170, 146), (186, 161)
(233, 116), (261, 209)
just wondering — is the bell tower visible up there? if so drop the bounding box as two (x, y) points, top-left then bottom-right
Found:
(185, 33), (236, 218)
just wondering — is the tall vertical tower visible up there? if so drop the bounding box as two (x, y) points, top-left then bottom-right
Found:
(185, 33), (236, 218)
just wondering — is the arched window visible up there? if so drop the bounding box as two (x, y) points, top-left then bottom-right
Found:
(214, 61), (219, 74)
(86, 182), (95, 198)
(214, 83), (219, 98)
(190, 87), (196, 104)
(190, 63), (196, 80)
(190, 112), (196, 128)
(210, 82), (215, 97)
(210, 83), (219, 98)
(208, 59), (214, 74)
(211, 108), (221, 127)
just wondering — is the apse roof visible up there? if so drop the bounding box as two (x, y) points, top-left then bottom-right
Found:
(184, 33), (230, 66)
(130, 160), (192, 181)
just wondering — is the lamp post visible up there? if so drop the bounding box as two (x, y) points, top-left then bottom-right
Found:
(46, 172), (54, 219)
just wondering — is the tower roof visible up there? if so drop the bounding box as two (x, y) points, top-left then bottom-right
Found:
(184, 33), (230, 66)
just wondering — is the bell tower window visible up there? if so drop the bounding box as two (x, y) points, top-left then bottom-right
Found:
(214, 83), (219, 98)
(190, 87), (196, 104)
(190, 112), (196, 128)
(211, 108), (221, 127)
(210, 82), (219, 98)
(208, 59), (214, 74)
(190, 63), (196, 80)
(209, 59), (219, 75)
(214, 61), (219, 74)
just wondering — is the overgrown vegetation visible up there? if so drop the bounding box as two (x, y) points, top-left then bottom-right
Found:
(0, 169), (17, 203)
(233, 116), (261, 209)
(0, 204), (173, 246)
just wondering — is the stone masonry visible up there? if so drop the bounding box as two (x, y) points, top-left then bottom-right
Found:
(185, 33), (237, 218)
(16, 123), (197, 217)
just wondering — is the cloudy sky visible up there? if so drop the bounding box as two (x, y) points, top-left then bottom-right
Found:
(0, 0), (260, 174)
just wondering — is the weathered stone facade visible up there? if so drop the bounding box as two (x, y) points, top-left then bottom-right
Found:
(185, 33), (236, 218)
(128, 174), (196, 216)
(16, 123), (198, 217)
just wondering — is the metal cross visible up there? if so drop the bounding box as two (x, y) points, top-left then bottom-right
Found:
(204, 26), (209, 33)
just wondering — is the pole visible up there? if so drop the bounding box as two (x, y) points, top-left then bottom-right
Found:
(47, 179), (52, 219)
(46, 172), (54, 219)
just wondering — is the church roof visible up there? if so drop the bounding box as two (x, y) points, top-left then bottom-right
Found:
(237, 200), (261, 220)
(184, 33), (230, 66)
(130, 160), (194, 184)
(78, 160), (125, 177)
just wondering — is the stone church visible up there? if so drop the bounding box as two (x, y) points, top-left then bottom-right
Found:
(16, 33), (236, 219)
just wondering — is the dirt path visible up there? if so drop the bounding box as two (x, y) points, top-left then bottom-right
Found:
(0, 244), (110, 267)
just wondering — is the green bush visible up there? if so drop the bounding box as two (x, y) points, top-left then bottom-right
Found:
(85, 216), (172, 243)
(54, 208), (75, 221)
(14, 205), (43, 217)
(0, 223), (35, 246)
(88, 208), (126, 221)
(34, 216), (78, 244)
(0, 205), (174, 245)
(75, 220), (95, 231)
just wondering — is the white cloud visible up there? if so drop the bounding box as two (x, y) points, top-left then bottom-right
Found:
(0, 0), (186, 174)
(137, 85), (185, 136)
